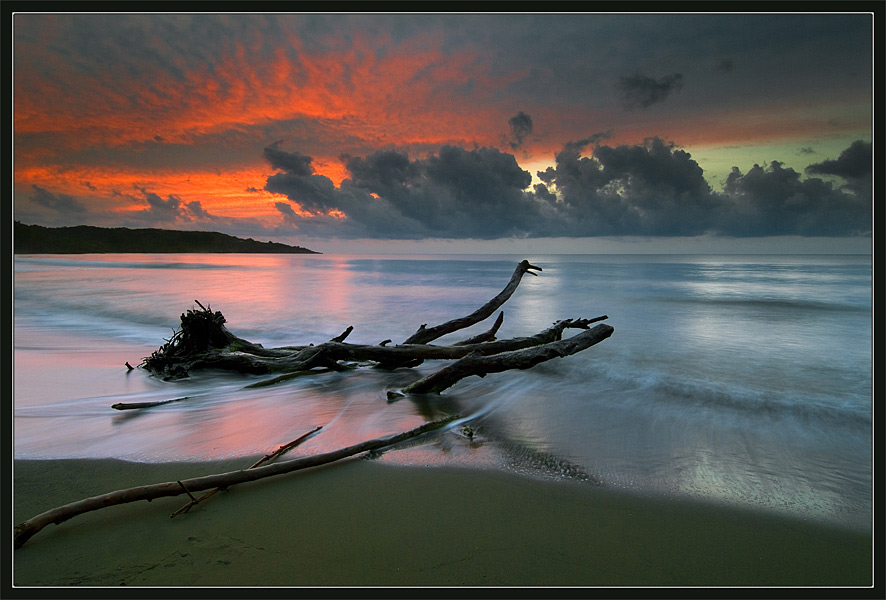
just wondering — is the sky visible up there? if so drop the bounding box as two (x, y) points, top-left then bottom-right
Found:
(12, 12), (876, 254)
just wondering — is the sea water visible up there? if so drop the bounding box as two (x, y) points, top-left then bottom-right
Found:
(12, 253), (873, 532)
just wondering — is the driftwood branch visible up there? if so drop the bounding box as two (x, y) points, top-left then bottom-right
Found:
(455, 311), (504, 345)
(393, 322), (615, 396)
(170, 425), (323, 517)
(111, 396), (190, 411)
(14, 418), (457, 548)
(402, 260), (541, 345)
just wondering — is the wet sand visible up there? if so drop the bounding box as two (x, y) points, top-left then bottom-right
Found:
(12, 457), (872, 588)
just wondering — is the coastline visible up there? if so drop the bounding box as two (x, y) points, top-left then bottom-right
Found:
(12, 457), (872, 588)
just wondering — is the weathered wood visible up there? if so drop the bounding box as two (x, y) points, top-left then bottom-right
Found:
(396, 323), (615, 395)
(14, 417), (457, 548)
(402, 260), (541, 345)
(111, 396), (189, 410)
(455, 311), (504, 345)
(170, 425), (323, 517)
(178, 316), (607, 384)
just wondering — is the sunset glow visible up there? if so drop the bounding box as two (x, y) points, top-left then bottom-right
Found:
(13, 12), (874, 252)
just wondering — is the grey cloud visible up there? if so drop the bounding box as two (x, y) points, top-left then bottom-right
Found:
(560, 130), (614, 155)
(508, 111), (533, 149)
(185, 200), (211, 219)
(29, 185), (88, 214)
(141, 189), (182, 219)
(538, 138), (870, 238)
(263, 138), (870, 240)
(805, 140), (871, 182)
(265, 143), (547, 239)
(542, 137), (726, 236)
(618, 72), (684, 110)
(716, 58), (735, 73)
(720, 160), (871, 236)
(121, 189), (223, 227)
(274, 201), (299, 226)
(264, 141), (315, 177)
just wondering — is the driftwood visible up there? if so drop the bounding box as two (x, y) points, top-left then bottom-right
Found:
(401, 260), (541, 345)
(13, 260), (615, 548)
(136, 260), (612, 397)
(14, 418), (457, 548)
(111, 396), (189, 411)
(394, 321), (614, 396)
(169, 425), (323, 517)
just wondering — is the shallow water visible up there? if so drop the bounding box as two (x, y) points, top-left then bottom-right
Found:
(12, 253), (873, 532)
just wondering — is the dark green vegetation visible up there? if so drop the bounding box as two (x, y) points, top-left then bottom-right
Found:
(13, 222), (319, 254)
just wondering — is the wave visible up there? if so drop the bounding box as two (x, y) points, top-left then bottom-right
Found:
(556, 360), (872, 430)
(656, 295), (870, 313)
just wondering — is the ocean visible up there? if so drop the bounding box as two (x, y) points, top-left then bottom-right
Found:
(12, 253), (873, 533)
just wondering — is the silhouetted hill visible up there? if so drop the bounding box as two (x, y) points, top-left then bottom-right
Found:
(13, 222), (320, 254)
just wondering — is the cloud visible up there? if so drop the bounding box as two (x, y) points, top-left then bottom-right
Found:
(539, 137), (726, 236)
(29, 185), (88, 214)
(264, 141), (315, 177)
(185, 200), (212, 219)
(120, 188), (227, 228)
(720, 160), (871, 236)
(716, 58), (735, 73)
(141, 188), (182, 219)
(508, 111), (533, 149)
(553, 130), (614, 159)
(265, 143), (547, 239)
(805, 140), (871, 182)
(262, 138), (871, 240)
(618, 72), (684, 110)
(274, 201), (299, 226)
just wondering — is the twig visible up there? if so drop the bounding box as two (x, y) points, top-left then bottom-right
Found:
(170, 425), (324, 518)
(111, 397), (189, 411)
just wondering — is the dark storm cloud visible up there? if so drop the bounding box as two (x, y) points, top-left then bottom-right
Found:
(539, 137), (727, 236)
(618, 72), (684, 110)
(805, 140), (872, 182)
(508, 111), (533, 149)
(264, 141), (315, 177)
(720, 160), (871, 236)
(265, 143), (548, 239)
(264, 138), (871, 240)
(29, 185), (88, 214)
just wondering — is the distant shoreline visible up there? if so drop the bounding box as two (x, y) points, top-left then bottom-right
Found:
(13, 222), (320, 254)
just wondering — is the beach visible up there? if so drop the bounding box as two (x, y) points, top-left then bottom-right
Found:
(13, 254), (873, 589)
(13, 456), (872, 588)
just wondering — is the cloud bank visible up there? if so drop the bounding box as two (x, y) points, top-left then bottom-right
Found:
(264, 138), (871, 240)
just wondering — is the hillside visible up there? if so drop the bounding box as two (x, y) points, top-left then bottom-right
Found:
(13, 222), (319, 254)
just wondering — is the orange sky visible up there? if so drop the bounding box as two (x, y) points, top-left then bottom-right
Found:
(13, 13), (874, 249)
